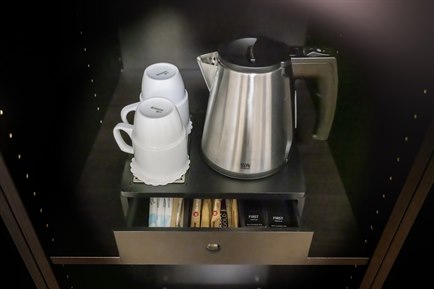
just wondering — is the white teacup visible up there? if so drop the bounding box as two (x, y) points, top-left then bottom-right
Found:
(135, 62), (192, 134)
(113, 97), (190, 186)
(121, 89), (192, 135)
(141, 62), (185, 103)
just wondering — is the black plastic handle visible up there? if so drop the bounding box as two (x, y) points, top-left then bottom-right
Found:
(292, 57), (338, 140)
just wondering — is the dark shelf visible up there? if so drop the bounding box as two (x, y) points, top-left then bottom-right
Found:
(120, 113), (306, 199)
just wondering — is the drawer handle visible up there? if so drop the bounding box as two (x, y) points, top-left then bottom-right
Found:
(206, 243), (221, 252)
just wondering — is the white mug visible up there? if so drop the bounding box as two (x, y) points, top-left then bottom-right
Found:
(113, 97), (190, 185)
(121, 89), (191, 135)
(141, 62), (185, 103)
(124, 62), (192, 134)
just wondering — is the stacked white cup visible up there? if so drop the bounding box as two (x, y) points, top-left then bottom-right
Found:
(113, 63), (191, 186)
(121, 62), (192, 134)
(113, 97), (190, 186)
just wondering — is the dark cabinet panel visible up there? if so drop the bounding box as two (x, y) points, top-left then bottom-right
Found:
(0, 218), (36, 289)
(383, 187), (434, 289)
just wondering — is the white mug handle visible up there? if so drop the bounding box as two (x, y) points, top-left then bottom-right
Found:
(113, 123), (134, 154)
(120, 102), (140, 124)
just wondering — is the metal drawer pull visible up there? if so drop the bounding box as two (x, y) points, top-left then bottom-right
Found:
(206, 243), (221, 252)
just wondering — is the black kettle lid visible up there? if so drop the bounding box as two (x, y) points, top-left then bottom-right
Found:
(218, 36), (291, 72)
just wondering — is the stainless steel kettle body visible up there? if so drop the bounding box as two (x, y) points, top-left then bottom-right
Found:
(200, 56), (293, 179)
(197, 37), (338, 179)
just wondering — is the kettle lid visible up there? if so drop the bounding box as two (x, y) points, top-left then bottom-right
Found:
(218, 36), (291, 72)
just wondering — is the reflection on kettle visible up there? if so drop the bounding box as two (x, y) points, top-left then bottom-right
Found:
(197, 36), (338, 180)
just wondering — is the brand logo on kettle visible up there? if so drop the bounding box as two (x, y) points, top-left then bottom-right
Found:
(240, 162), (251, 170)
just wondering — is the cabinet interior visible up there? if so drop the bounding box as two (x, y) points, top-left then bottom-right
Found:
(1, 0), (433, 287)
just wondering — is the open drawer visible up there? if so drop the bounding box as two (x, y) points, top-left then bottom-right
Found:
(114, 229), (313, 265)
(113, 197), (313, 265)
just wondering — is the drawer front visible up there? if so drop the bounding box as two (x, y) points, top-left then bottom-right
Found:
(114, 230), (313, 265)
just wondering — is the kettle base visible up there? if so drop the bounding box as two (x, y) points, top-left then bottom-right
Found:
(202, 154), (287, 180)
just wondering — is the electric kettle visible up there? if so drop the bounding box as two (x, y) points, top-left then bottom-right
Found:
(197, 36), (338, 179)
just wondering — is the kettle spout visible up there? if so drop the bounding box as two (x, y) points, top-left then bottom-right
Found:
(196, 52), (219, 91)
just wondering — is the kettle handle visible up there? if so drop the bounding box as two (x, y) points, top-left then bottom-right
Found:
(291, 57), (338, 140)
